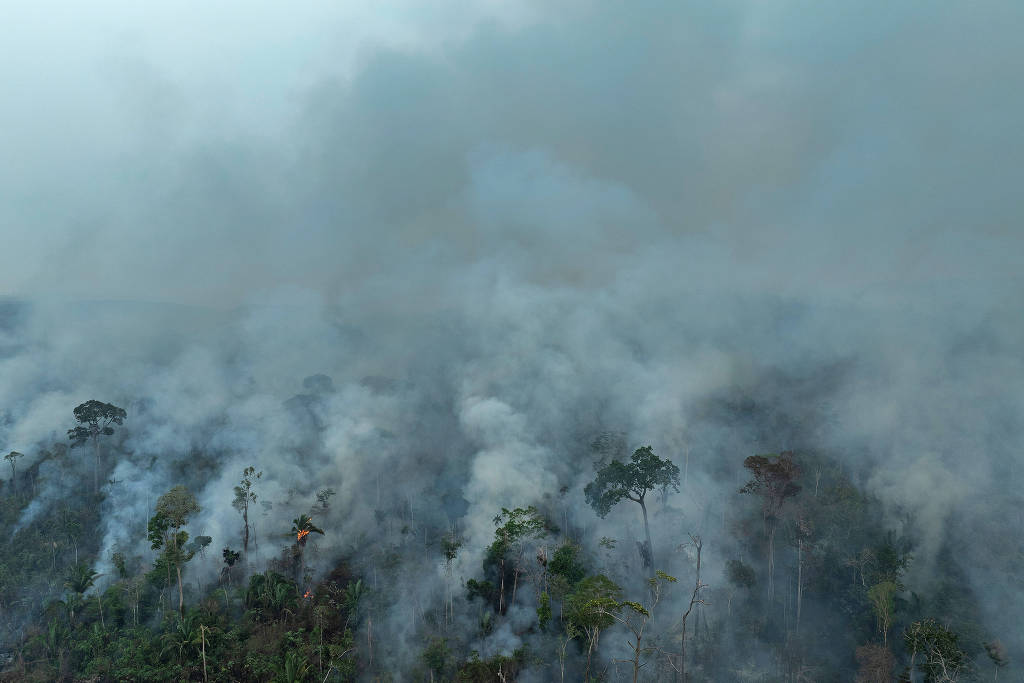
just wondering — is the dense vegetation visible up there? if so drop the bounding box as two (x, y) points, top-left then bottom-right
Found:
(0, 399), (1013, 682)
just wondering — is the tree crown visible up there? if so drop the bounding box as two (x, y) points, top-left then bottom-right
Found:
(584, 446), (680, 517)
(739, 452), (801, 517)
(68, 400), (126, 446)
(156, 485), (200, 529)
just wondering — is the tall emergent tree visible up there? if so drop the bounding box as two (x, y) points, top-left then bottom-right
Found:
(584, 445), (680, 573)
(232, 466), (262, 554)
(150, 485), (200, 617)
(739, 451), (801, 601)
(67, 400), (126, 494)
(291, 514), (324, 581)
(4, 450), (24, 483)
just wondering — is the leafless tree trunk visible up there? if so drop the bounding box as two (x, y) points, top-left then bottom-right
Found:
(640, 497), (655, 575)
(200, 624), (209, 683)
(681, 535), (707, 682)
(796, 538), (803, 630)
(93, 434), (100, 494)
(176, 564), (185, 617)
(242, 503), (249, 554)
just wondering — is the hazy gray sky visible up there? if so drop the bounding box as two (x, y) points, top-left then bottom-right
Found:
(2, 0), (1020, 307)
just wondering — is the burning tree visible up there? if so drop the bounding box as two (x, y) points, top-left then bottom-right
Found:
(291, 514), (324, 582)
(67, 400), (126, 494)
(292, 514), (324, 545)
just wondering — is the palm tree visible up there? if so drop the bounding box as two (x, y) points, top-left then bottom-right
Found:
(245, 571), (298, 623)
(290, 515), (325, 583)
(160, 613), (202, 667)
(279, 651), (311, 683)
(63, 563), (97, 623)
(290, 515), (324, 546)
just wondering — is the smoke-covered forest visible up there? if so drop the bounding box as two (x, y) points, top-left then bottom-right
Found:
(2, 1), (1023, 681)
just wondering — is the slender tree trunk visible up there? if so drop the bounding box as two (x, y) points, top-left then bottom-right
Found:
(177, 564), (185, 617)
(200, 625), (208, 683)
(639, 497), (655, 574)
(585, 630), (596, 682)
(93, 436), (100, 494)
(684, 445), (689, 489)
(767, 524), (776, 601)
(559, 634), (571, 683)
(498, 558), (506, 613)
(243, 504), (249, 554)
(510, 567), (520, 611)
(796, 539), (803, 630)
(681, 536), (704, 683)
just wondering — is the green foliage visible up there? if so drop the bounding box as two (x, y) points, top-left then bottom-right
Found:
(67, 400), (126, 446)
(233, 466), (262, 512)
(536, 591), (552, 631)
(457, 648), (526, 682)
(487, 506), (549, 559)
(421, 637), (452, 676)
(292, 514), (325, 546)
(564, 575), (623, 632)
(584, 445), (680, 516)
(0, 405), (1011, 683)
(465, 578), (496, 603)
(64, 562), (98, 596)
(739, 452), (801, 516)
(442, 533), (463, 563)
(904, 618), (969, 681)
(548, 542), (586, 587)
(245, 571), (298, 621)
(148, 512), (170, 550)
(279, 650), (311, 683)
(188, 534), (213, 556)
(867, 581), (898, 640)
(223, 547), (241, 567)
(156, 485), (200, 529)
(343, 579), (366, 616)
(726, 559), (757, 589)
(111, 551), (128, 579)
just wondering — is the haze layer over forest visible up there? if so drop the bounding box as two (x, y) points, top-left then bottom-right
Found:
(1, 1), (1022, 681)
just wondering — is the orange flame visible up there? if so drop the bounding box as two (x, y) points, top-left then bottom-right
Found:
(303, 589), (313, 600)
(297, 529), (310, 542)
